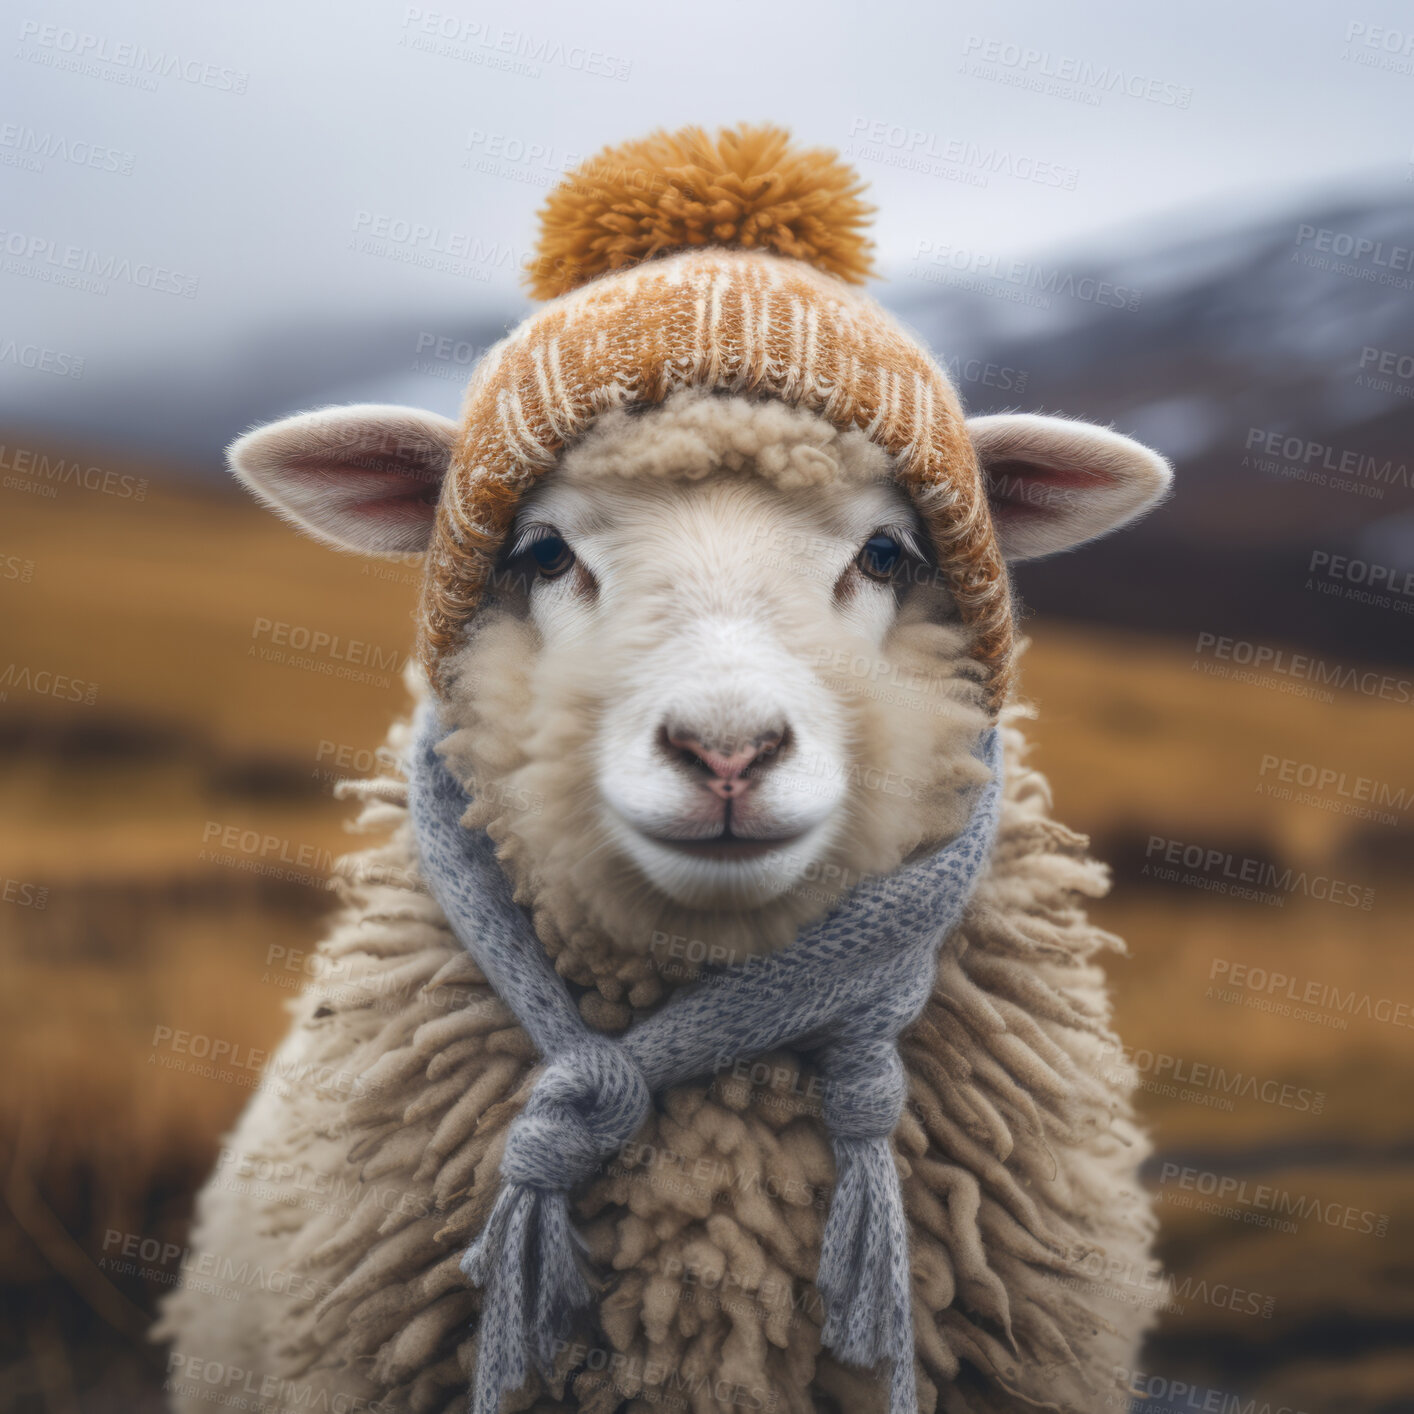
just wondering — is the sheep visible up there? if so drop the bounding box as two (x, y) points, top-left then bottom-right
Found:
(157, 124), (1173, 1414)
(157, 384), (1168, 1414)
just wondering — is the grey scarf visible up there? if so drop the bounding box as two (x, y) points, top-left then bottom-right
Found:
(407, 701), (1003, 1414)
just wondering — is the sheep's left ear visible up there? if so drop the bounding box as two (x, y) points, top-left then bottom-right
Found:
(968, 413), (1172, 562)
(228, 403), (458, 556)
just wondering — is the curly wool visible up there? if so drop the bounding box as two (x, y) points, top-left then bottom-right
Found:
(527, 123), (875, 300)
(553, 385), (896, 491)
(157, 707), (1154, 1414)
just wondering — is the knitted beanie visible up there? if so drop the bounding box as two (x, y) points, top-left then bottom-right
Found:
(418, 123), (1013, 710)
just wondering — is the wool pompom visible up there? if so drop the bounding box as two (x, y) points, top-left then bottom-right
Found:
(526, 122), (876, 299)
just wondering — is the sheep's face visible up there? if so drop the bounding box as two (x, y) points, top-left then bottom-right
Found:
(438, 392), (991, 958)
(229, 386), (1171, 970)
(497, 471), (954, 912)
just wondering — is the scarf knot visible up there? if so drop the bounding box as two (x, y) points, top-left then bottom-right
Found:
(820, 1039), (908, 1140)
(502, 1037), (652, 1189)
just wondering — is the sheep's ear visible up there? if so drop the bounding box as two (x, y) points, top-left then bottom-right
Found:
(968, 413), (1172, 562)
(228, 404), (458, 556)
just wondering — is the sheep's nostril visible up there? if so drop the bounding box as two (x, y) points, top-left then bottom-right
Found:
(661, 725), (788, 795)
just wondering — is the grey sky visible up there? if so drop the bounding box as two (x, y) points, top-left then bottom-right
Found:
(4, 0), (1411, 392)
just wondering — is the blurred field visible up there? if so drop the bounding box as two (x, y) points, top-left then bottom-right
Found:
(1, 462), (1411, 1412)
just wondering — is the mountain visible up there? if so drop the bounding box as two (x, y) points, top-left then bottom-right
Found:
(1, 305), (523, 469)
(889, 188), (1414, 665)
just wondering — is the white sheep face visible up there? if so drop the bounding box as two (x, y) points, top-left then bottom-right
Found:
(488, 451), (961, 912)
(229, 387), (1170, 962)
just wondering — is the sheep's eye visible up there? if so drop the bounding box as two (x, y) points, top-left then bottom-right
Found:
(528, 534), (574, 580)
(857, 533), (903, 582)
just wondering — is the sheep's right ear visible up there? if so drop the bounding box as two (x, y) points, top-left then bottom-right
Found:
(228, 404), (458, 556)
(968, 413), (1171, 562)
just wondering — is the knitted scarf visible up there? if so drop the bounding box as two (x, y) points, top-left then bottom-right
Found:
(407, 701), (1004, 1414)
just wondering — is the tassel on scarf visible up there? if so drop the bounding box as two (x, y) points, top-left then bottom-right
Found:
(461, 1040), (652, 1414)
(815, 1041), (918, 1414)
(463, 1182), (590, 1414)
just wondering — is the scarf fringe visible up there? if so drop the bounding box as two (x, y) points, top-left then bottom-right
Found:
(818, 1134), (918, 1413)
(463, 1181), (592, 1414)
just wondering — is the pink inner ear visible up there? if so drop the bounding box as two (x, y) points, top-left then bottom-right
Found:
(233, 406), (457, 555)
(286, 446), (444, 516)
(984, 457), (1111, 521)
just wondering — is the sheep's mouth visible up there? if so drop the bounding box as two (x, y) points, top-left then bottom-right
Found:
(644, 830), (807, 862)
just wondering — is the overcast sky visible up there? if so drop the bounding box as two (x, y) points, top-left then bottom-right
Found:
(5, 0), (1412, 401)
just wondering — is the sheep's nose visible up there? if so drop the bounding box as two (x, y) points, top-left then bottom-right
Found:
(662, 725), (787, 799)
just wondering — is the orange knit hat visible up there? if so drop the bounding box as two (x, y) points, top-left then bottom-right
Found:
(418, 123), (1013, 709)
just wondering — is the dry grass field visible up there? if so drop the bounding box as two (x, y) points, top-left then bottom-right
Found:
(2, 460), (1410, 1411)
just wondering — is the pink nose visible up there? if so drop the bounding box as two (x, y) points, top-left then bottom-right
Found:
(663, 726), (786, 799)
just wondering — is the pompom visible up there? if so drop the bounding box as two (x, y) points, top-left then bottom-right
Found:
(526, 123), (875, 300)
